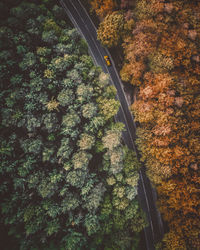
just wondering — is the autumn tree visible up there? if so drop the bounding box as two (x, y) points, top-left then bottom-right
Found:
(116, 0), (200, 248)
(90, 0), (116, 19)
(97, 11), (126, 48)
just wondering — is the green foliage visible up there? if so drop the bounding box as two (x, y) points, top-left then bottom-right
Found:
(72, 151), (92, 170)
(54, 43), (70, 55)
(20, 138), (42, 155)
(0, 1), (144, 249)
(84, 183), (106, 211)
(61, 230), (86, 250)
(50, 54), (74, 72)
(26, 115), (42, 132)
(57, 88), (74, 106)
(76, 83), (94, 103)
(57, 138), (72, 161)
(61, 193), (80, 212)
(61, 111), (80, 136)
(36, 46), (51, 56)
(38, 178), (57, 198)
(10, 5), (25, 19)
(19, 52), (36, 71)
(102, 128), (122, 150)
(43, 18), (62, 36)
(97, 97), (120, 120)
(17, 44), (27, 54)
(84, 214), (100, 236)
(78, 133), (95, 150)
(66, 170), (87, 188)
(26, 18), (40, 35)
(42, 30), (58, 44)
(42, 147), (54, 162)
(43, 113), (59, 132)
(82, 102), (97, 119)
(46, 218), (60, 236)
(86, 116), (105, 133)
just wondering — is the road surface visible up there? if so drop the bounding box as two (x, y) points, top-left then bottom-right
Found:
(59, 0), (165, 249)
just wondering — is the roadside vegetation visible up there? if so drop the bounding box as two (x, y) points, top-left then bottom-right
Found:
(89, 0), (200, 249)
(90, 0), (200, 249)
(0, 0), (146, 249)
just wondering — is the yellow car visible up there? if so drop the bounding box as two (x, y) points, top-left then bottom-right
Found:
(104, 55), (111, 66)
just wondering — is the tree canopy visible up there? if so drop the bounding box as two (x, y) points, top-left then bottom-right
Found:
(0, 1), (145, 249)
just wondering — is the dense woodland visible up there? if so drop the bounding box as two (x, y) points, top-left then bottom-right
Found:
(89, 0), (200, 249)
(0, 0), (146, 249)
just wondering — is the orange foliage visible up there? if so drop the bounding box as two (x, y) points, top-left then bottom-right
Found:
(120, 57), (146, 84)
(158, 177), (200, 249)
(90, 0), (116, 18)
(162, 229), (187, 250)
(121, 0), (200, 248)
(128, 32), (157, 58)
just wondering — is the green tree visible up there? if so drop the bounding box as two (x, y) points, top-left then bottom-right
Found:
(57, 138), (72, 161)
(19, 52), (36, 71)
(102, 129), (122, 150)
(72, 151), (92, 170)
(42, 30), (58, 44)
(0, 1), (144, 249)
(57, 88), (74, 106)
(76, 84), (94, 103)
(78, 133), (95, 150)
(97, 97), (120, 120)
(81, 102), (97, 119)
(84, 183), (106, 211)
(84, 214), (100, 236)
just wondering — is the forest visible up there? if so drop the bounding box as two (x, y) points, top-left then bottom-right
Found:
(1, 0), (200, 249)
(0, 0), (146, 249)
(89, 0), (200, 249)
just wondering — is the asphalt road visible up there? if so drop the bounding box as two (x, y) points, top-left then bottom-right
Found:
(59, 0), (165, 249)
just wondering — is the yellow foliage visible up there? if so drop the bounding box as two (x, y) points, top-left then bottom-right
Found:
(90, 0), (116, 18)
(45, 97), (59, 111)
(44, 69), (54, 79)
(43, 18), (61, 36)
(97, 11), (125, 47)
(162, 230), (186, 250)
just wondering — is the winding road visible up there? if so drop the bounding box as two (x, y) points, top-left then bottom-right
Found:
(59, 0), (164, 249)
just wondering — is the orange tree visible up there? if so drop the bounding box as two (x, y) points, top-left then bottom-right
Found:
(92, 0), (200, 248)
(90, 0), (116, 19)
(119, 0), (200, 249)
